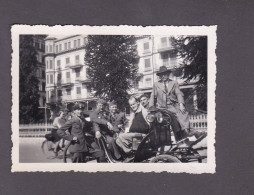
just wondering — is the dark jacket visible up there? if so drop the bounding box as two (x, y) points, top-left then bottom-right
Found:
(107, 112), (126, 133)
(90, 109), (111, 135)
(57, 116), (88, 153)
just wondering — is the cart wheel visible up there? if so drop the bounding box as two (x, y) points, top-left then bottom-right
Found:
(41, 140), (56, 158)
(63, 142), (72, 163)
(171, 147), (203, 163)
(150, 155), (181, 163)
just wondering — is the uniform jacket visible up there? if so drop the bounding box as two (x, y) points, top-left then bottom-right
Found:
(107, 112), (126, 133)
(90, 109), (111, 134)
(149, 79), (184, 108)
(57, 116), (88, 153)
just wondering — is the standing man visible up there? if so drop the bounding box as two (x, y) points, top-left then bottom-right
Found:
(116, 96), (149, 155)
(57, 104), (106, 163)
(90, 99), (122, 160)
(149, 65), (190, 140)
(107, 101), (126, 134)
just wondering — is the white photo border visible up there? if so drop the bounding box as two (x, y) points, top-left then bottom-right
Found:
(11, 25), (216, 173)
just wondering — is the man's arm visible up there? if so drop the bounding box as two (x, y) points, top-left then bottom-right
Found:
(89, 111), (108, 125)
(174, 81), (184, 104)
(57, 119), (74, 141)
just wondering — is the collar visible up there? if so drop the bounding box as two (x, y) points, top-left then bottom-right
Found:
(134, 105), (142, 114)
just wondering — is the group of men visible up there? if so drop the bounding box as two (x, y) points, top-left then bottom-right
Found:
(54, 65), (194, 163)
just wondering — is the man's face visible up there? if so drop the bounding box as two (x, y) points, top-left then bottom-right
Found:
(140, 97), (149, 108)
(159, 73), (169, 82)
(129, 99), (139, 112)
(73, 109), (82, 117)
(59, 111), (66, 119)
(109, 105), (117, 114)
(97, 103), (104, 111)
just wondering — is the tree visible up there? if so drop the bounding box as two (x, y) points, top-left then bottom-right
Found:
(19, 35), (42, 123)
(171, 36), (207, 111)
(85, 35), (139, 109)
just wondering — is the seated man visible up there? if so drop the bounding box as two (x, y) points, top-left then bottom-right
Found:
(116, 96), (150, 155)
(107, 101), (126, 135)
(139, 94), (150, 110)
(57, 104), (106, 163)
(90, 99), (122, 160)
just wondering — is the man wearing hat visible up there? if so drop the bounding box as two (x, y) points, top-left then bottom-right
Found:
(107, 100), (126, 134)
(149, 65), (190, 141)
(57, 104), (106, 163)
(90, 99), (122, 160)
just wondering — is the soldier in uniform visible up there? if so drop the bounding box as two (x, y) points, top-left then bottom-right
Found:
(90, 99), (122, 160)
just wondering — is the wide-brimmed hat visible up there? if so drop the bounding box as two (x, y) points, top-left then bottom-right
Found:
(156, 66), (171, 76)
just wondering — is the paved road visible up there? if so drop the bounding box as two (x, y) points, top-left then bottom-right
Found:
(19, 137), (207, 163)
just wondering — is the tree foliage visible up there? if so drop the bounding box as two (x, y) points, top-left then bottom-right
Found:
(19, 35), (42, 123)
(171, 36), (207, 111)
(85, 35), (139, 109)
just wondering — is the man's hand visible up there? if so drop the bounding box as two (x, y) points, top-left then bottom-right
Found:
(117, 124), (123, 129)
(107, 122), (114, 131)
(179, 103), (186, 114)
(95, 131), (102, 139)
(72, 136), (78, 142)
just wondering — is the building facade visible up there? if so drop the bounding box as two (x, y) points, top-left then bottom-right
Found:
(45, 35), (198, 113)
(134, 35), (198, 112)
(44, 35), (97, 113)
(33, 36), (46, 108)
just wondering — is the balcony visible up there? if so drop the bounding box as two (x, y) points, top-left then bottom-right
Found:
(65, 63), (71, 68)
(142, 49), (151, 55)
(157, 43), (174, 52)
(70, 61), (83, 69)
(62, 95), (72, 101)
(79, 78), (91, 84)
(61, 79), (72, 87)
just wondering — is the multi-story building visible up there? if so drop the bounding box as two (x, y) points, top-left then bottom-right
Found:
(45, 35), (198, 113)
(44, 35), (97, 112)
(33, 36), (46, 107)
(134, 35), (198, 112)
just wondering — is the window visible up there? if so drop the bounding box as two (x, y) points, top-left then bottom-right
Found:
(49, 45), (53, 52)
(66, 89), (71, 95)
(46, 61), (48, 69)
(143, 42), (149, 51)
(77, 87), (81, 94)
(76, 70), (80, 78)
(50, 74), (53, 84)
(77, 39), (80, 47)
(50, 60), (53, 69)
(144, 58), (151, 69)
(59, 44), (62, 52)
(64, 43), (67, 50)
(161, 53), (169, 66)
(46, 46), (48, 53)
(57, 90), (62, 97)
(68, 42), (71, 49)
(57, 60), (61, 66)
(84, 37), (87, 45)
(66, 72), (70, 79)
(56, 45), (58, 53)
(145, 77), (152, 87)
(161, 37), (168, 47)
(57, 73), (62, 84)
(75, 55), (80, 63)
(42, 70), (45, 79)
(74, 40), (77, 48)
(66, 57), (70, 65)
(42, 82), (45, 91)
(47, 75), (49, 84)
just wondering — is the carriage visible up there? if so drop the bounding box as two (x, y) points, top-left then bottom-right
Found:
(61, 107), (207, 163)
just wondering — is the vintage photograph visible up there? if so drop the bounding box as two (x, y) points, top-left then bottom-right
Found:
(12, 25), (216, 172)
